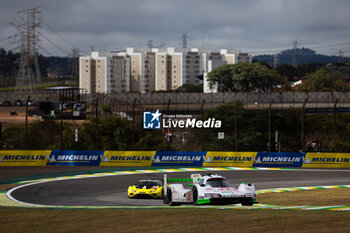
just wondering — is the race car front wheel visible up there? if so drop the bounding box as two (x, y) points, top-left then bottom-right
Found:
(165, 188), (180, 206)
(241, 198), (254, 206)
(192, 187), (198, 205)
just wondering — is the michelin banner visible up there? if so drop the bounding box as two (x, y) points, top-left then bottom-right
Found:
(302, 153), (350, 168)
(202, 152), (256, 167)
(151, 151), (205, 166)
(1, 150), (350, 168)
(0, 150), (50, 166)
(100, 151), (154, 167)
(47, 150), (103, 166)
(253, 152), (305, 168)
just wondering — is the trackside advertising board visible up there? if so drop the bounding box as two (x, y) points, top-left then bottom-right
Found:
(0, 150), (50, 166)
(202, 152), (256, 167)
(151, 151), (205, 166)
(253, 152), (305, 168)
(46, 150), (103, 166)
(100, 151), (154, 167)
(1, 150), (350, 168)
(302, 153), (350, 168)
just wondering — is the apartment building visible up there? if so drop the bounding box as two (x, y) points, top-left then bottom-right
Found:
(79, 51), (131, 94)
(203, 52), (227, 93)
(165, 48), (183, 90)
(79, 48), (251, 94)
(220, 49), (253, 64)
(154, 50), (169, 91)
(110, 55), (131, 93)
(144, 52), (156, 92)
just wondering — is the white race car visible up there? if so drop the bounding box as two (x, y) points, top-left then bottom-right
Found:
(163, 173), (256, 206)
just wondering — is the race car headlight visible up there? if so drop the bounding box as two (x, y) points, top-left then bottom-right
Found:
(205, 193), (221, 198)
(131, 189), (137, 193)
(245, 193), (256, 197)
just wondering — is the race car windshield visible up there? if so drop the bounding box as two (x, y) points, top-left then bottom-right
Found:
(206, 178), (231, 188)
(135, 181), (161, 189)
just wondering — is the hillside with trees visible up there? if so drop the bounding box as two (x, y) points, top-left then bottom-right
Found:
(297, 69), (350, 91)
(254, 48), (349, 65)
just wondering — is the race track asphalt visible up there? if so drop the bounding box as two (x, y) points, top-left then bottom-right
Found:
(10, 169), (350, 206)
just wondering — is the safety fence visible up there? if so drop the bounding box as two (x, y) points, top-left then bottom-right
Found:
(0, 150), (349, 168)
(2, 91), (350, 108)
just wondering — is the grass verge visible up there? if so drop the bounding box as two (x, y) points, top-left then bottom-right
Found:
(258, 188), (350, 206)
(0, 208), (349, 233)
(1, 168), (350, 232)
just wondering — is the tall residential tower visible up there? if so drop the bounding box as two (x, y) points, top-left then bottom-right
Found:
(79, 48), (252, 94)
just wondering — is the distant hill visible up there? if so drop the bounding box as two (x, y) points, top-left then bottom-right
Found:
(253, 48), (350, 65)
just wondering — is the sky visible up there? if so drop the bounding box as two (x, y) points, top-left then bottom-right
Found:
(0, 0), (350, 57)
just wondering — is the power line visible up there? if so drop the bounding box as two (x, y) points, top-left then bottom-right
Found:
(38, 59), (70, 72)
(0, 37), (10, 42)
(146, 40), (153, 49)
(245, 41), (350, 56)
(308, 41), (350, 49)
(41, 59), (70, 71)
(36, 46), (74, 78)
(0, 35), (19, 49)
(3, 44), (20, 52)
(246, 48), (285, 54)
(0, 42), (15, 48)
(38, 17), (88, 55)
(38, 44), (55, 57)
(37, 45), (73, 69)
(38, 31), (70, 55)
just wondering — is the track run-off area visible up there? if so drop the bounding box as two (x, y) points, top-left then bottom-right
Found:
(2, 167), (350, 211)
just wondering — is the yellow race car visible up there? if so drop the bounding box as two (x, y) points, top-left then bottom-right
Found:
(127, 180), (164, 198)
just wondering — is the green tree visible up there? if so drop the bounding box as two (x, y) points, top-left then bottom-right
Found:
(304, 113), (350, 152)
(276, 64), (297, 80)
(100, 103), (111, 115)
(188, 101), (244, 151)
(176, 84), (203, 92)
(28, 120), (60, 149)
(135, 132), (171, 150)
(207, 63), (286, 92)
(51, 116), (134, 150)
(189, 101), (303, 152)
(298, 69), (349, 91)
(3, 120), (60, 150)
(49, 116), (172, 151)
(2, 127), (25, 149)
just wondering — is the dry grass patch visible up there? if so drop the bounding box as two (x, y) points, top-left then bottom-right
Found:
(0, 184), (17, 192)
(1, 208), (350, 233)
(258, 188), (350, 206)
